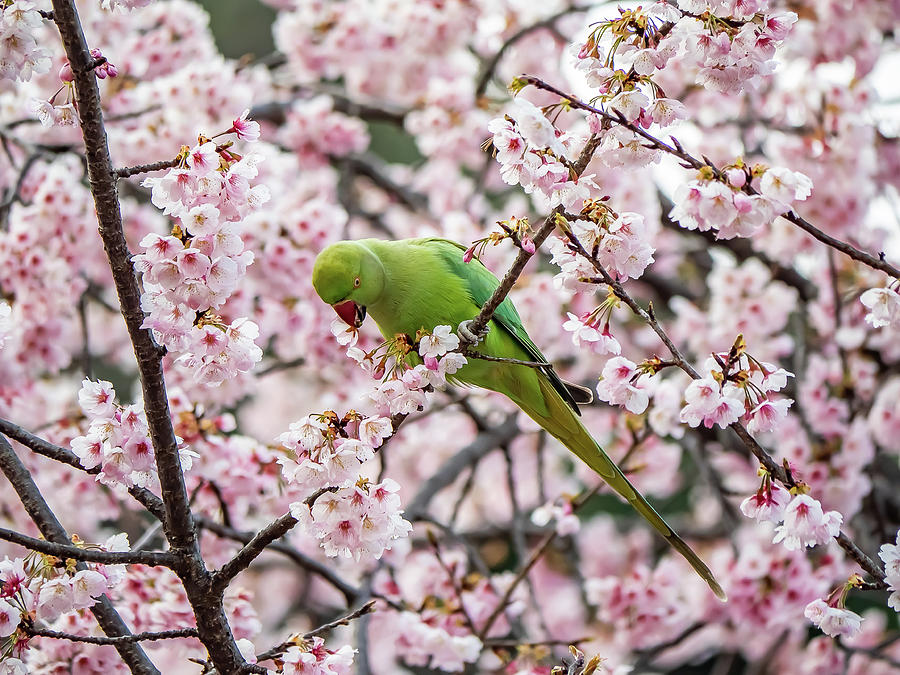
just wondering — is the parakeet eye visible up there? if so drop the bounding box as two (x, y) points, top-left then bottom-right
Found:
(354, 277), (361, 287)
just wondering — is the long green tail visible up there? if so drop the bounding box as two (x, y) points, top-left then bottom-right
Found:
(522, 377), (727, 601)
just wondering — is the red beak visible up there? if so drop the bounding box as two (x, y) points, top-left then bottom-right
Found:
(333, 300), (366, 328)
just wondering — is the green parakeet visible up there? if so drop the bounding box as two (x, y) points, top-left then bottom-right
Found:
(312, 237), (726, 601)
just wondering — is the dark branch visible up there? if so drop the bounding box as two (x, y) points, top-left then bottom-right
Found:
(211, 512), (300, 592)
(114, 157), (180, 179)
(24, 625), (199, 645)
(0, 417), (94, 473)
(0, 419), (168, 522)
(0, 527), (175, 566)
(50, 1), (247, 670)
(197, 516), (360, 605)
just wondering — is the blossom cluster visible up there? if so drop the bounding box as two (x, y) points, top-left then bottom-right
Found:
(574, 1), (799, 100)
(879, 533), (900, 612)
(279, 636), (355, 674)
(488, 98), (598, 212)
(70, 379), (195, 489)
(670, 166), (813, 240)
(136, 124), (268, 385)
(547, 207), (657, 289)
(682, 356), (793, 432)
(291, 478), (412, 561)
(0, 1), (50, 82)
(594, 342), (794, 435)
(0, 533), (131, 653)
(277, 412), (392, 494)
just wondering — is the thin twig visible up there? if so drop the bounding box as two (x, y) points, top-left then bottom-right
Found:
(113, 157), (180, 179)
(0, 527), (175, 566)
(476, 483), (602, 640)
(474, 5), (589, 98)
(249, 601), (377, 669)
(24, 625), (199, 645)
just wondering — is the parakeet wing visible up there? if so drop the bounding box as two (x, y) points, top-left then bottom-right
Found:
(424, 237), (586, 414)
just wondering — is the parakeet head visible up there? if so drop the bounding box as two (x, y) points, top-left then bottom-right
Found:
(312, 241), (384, 327)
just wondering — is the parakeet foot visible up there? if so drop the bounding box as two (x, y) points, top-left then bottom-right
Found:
(457, 319), (489, 347)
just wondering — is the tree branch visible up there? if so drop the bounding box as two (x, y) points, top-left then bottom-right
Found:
(0, 419), (168, 522)
(0, 527), (175, 566)
(475, 5), (589, 98)
(24, 625), (199, 645)
(564, 233), (888, 587)
(50, 2), (247, 670)
(197, 516), (360, 605)
(249, 601), (377, 669)
(211, 512), (300, 593)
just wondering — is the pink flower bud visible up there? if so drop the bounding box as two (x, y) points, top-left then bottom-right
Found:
(59, 62), (73, 83)
(520, 235), (535, 254)
(726, 167), (747, 188)
(462, 244), (476, 263)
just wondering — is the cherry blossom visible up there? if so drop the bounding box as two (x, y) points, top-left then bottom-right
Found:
(772, 494), (843, 551)
(680, 377), (744, 429)
(741, 480), (790, 523)
(0, 1), (51, 82)
(860, 286), (900, 329)
(596, 356), (649, 414)
(804, 599), (864, 638)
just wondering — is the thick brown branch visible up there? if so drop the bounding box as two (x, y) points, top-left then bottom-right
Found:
(50, 2), (247, 670)
(51, 0), (195, 558)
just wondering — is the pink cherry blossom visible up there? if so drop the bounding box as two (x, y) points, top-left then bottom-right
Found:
(597, 356), (649, 414)
(772, 494), (843, 550)
(804, 599), (864, 638)
(740, 481), (791, 523)
(680, 378), (744, 429)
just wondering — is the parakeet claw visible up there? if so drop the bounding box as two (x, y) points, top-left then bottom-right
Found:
(457, 319), (489, 346)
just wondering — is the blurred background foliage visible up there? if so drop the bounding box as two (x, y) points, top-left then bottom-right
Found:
(195, 0), (275, 59)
